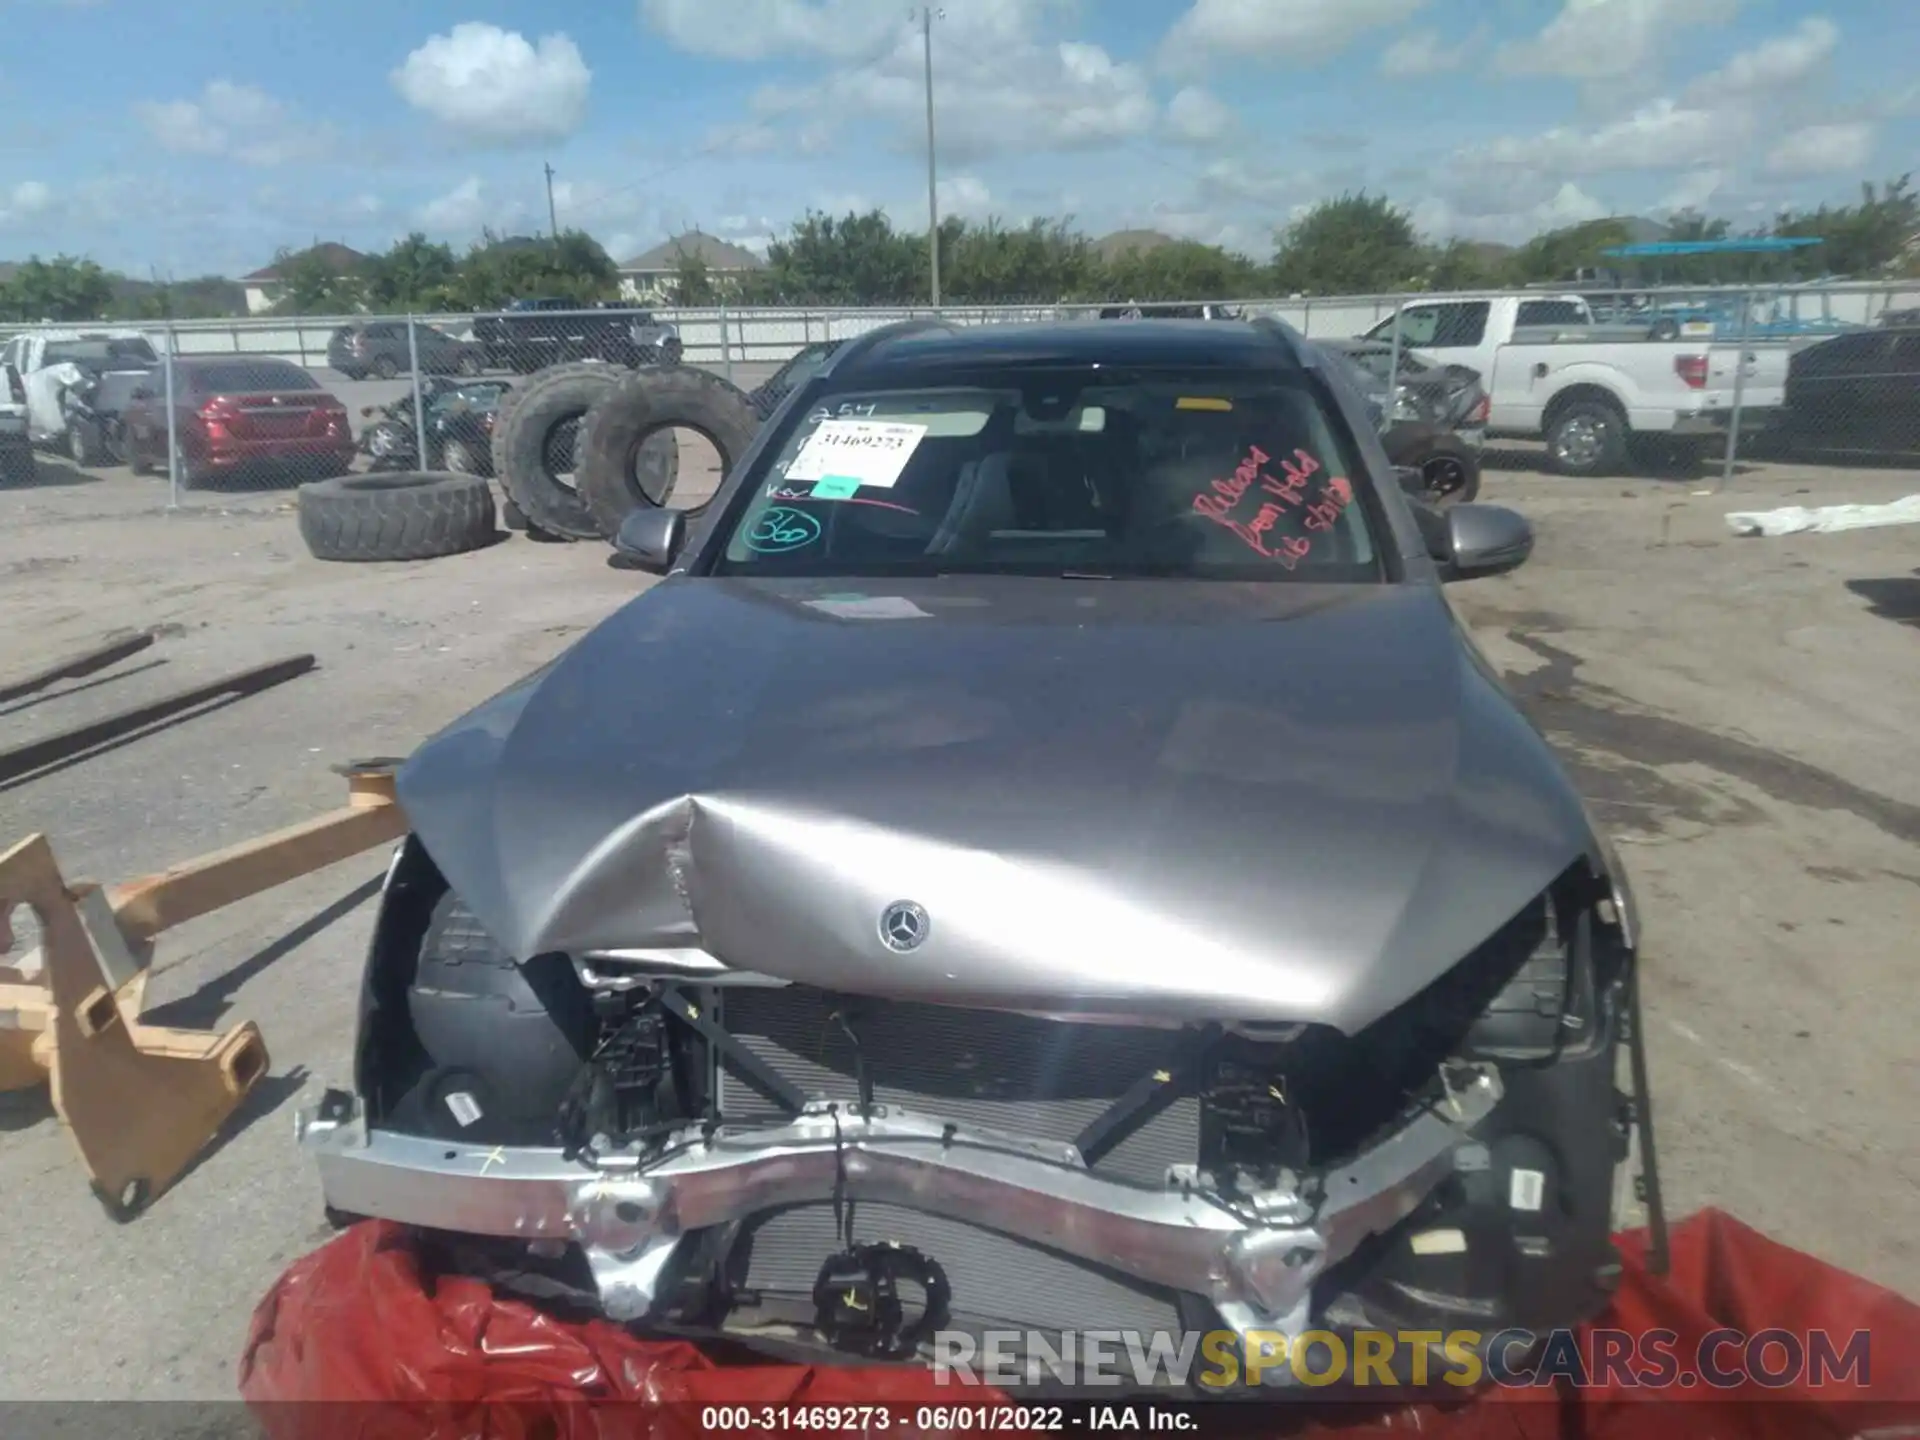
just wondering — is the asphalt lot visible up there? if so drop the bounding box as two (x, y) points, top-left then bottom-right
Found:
(1, 393), (1917, 1398)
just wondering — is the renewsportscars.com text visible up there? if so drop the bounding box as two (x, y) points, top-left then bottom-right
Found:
(931, 1327), (1874, 1390)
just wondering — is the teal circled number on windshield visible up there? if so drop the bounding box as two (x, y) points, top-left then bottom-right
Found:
(745, 506), (823, 553)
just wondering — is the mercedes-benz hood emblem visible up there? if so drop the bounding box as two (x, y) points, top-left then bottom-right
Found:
(879, 900), (929, 952)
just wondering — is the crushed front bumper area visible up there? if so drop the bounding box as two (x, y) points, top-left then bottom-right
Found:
(298, 1064), (1502, 1356)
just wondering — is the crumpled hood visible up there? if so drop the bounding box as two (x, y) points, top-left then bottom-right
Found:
(397, 575), (1602, 1034)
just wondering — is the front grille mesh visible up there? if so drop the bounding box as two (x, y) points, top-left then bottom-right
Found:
(715, 988), (1197, 1333)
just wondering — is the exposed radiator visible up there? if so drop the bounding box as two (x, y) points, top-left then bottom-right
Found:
(714, 988), (1198, 1334)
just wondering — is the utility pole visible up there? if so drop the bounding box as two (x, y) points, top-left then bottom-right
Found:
(544, 162), (559, 240)
(919, 6), (943, 310)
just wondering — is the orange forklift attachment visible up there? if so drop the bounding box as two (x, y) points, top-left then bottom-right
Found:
(0, 761), (408, 1219)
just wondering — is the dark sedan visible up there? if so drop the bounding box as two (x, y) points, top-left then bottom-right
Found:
(1779, 326), (1920, 457)
(300, 317), (1650, 1387)
(327, 322), (484, 381)
(121, 357), (355, 486)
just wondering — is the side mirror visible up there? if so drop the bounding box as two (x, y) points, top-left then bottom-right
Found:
(612, 507), (685, 570)
(1437, 503), (1533, 582)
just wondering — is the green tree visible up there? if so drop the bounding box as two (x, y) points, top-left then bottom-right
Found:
(1420, 240), (1513, 292)
(364, 233), (463, 311)
(942, 218), (1102, 302)
(743, 210), (925, 305)
(0, 255), (116, 322)
(1506, 218), (1634, 284)
(1099, 238), (1263, 302)
(672, 246), (717, 305)
(454, 229), (619, 308)
(1272, 193), (1424, 295)
(268, 246), (367, 315)
(1773, 175), (1918, 277)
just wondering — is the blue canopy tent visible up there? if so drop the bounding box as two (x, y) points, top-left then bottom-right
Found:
(1594, 237), (1852, 338)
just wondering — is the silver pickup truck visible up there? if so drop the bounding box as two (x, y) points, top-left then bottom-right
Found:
(1361, 293), (1790, 475)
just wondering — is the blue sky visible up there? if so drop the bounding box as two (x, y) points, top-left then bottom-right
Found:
(1, 0), (1914, 278)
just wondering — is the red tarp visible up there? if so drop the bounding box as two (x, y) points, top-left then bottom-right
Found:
(240, 1210), (1920, 1439)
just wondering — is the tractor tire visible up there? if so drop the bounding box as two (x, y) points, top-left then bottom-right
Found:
(297, 472), (496, 563)
(491, 360), (625, 541)
(575, 366), (758, 539)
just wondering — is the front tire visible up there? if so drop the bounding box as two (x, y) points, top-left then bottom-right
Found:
(373, 355), (400, 381)
(1407, 435), (1480, 505)
(1545, 399), (1627, 477)
(67, 417), (106, 469)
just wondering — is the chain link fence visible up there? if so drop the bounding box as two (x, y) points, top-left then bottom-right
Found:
(1, 281), (1915, 505)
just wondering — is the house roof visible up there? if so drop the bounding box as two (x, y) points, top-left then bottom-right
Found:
(241, 242), (368, 284)
(620, 231), (766, 272)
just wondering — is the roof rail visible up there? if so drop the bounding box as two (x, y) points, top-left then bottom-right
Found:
(823, 317), (957, 375)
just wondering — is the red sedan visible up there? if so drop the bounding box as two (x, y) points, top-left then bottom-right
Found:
(122, 356), (356, 486)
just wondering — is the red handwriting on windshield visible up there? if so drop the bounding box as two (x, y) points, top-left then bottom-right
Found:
(1191, 447), (1343, 567)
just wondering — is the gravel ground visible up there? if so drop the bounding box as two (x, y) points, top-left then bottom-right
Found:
(0, 402), (1915, 1398)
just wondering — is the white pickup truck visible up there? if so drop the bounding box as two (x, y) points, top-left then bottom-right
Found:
(1, 361), (33, 484)
(0, 328), (159, 455)
(1359, 294), (1789, 475)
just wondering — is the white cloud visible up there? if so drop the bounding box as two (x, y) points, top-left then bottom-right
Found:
(1379, 26), (1483, 77)
(133, 81), (331, 166)
(416, 177), (493, 233)
(742, 4), (1156, 162)
(392, 23), (591, 145)
(1496, 0), (1738, 81)
(1685, 17), (1838, 103)
(936, 174), (993, 219)
(1463, 97), (1748, 176)
(1165, 86), (1233, 145)
(1160, 0), (1426, 75)
(1410, 181), (1610, 245)
(1, 180), (53, 223)
(1766, 121), (1874, 177)
(1660, 168), (1729, 213)
(639, 0), (910, 62)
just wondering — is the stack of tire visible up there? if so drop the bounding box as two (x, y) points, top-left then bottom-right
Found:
(297, 360), (760, 563)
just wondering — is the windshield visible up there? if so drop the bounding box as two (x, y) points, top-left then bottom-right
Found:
(44, 337), (158, 369)
(715, 368), (1380, 581)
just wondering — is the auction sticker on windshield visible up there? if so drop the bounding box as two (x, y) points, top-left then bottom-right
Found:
(783, 419), (926, 490)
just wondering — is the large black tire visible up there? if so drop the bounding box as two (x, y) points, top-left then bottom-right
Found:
(297, 471), (496, 562)
(1402, 433), (1481, 505)
(576, 366), (759, 539)
(1544, 397), (1628, 478)
(67, 417), (106, 469)
(493, 362), (678, 541)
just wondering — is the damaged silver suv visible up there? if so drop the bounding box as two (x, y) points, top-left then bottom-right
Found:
(300, 317), (1654, 1388)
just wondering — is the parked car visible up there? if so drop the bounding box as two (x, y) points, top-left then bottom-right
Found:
(120, 357), (355, 487)
(471, 300), (682, 373)
(1361, 293), (1789, 475)
(300, 317), (1647, 1384)
(748, 339), (846, 419)
(1777, 326), (1920, 457)
(327, 322), (485, 381)
(1316, 338), (1488, 504)
(0, 363), (33, 484)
